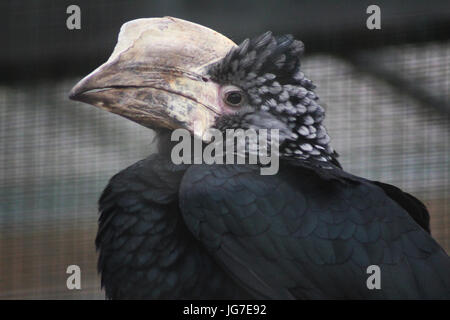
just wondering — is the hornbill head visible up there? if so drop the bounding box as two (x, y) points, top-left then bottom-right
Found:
(70, 17), (337, 164)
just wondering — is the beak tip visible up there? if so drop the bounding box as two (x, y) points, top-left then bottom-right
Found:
(69, 79), (87, 101)
(68, 88), (78, 100)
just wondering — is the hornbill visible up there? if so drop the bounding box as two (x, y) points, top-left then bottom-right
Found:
(69, 17), (450, 299)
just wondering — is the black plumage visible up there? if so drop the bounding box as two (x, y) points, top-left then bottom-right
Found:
(96, 147), (250, 299)
(90, 28), (449, 299)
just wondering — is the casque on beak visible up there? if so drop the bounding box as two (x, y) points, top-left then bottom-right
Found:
(69, 17), (236, 138)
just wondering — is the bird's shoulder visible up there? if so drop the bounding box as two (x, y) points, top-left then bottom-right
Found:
(281, 158), (431, 233)
(179, 160), (418, 240)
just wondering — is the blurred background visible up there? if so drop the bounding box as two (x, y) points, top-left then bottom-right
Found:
(0, 0), (449, 299)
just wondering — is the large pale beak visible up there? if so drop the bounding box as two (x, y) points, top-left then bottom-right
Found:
(69, 17), (236, 137)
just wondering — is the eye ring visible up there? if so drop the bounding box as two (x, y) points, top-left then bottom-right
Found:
(222, 86), (245, 107)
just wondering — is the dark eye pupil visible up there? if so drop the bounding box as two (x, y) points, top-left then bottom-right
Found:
(226, 92), (242, 105)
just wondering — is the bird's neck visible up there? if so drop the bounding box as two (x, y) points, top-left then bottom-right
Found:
(280, 118), (338, 164)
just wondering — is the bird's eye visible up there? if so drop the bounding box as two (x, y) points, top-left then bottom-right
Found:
(225, 91), (243, 106)
(221, 85), (245, 107)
